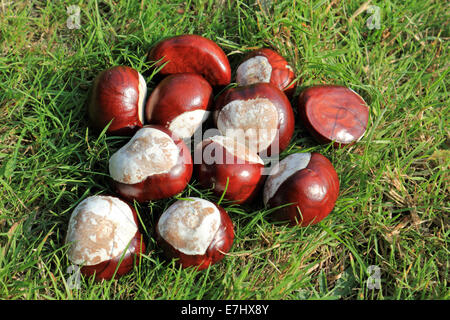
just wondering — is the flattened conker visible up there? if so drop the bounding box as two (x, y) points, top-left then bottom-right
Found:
(298, 85), (369, 147)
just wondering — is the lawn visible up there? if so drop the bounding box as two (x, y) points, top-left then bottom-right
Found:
(0, 0), (448, 300)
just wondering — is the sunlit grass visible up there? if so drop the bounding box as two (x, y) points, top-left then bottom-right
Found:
(0, 0), (448, 300)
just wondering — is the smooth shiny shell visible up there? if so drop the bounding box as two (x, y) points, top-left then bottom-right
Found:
(156, 198), (234, 270)
(195, 136), (264, 204)
(298, 85), (369, 146)
(265, 152), (339, 226)
(147, 35), (231, 87)
(145, 73), (213, 139)
(88, 66), (146, 136)
(65, 195), (146, 281)
(236, 48), (296, 96)
(214, 83), (295, 156)
(110, 125), (193, 202)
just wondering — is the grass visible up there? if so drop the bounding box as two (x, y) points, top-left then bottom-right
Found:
(0, 0), (448, 300)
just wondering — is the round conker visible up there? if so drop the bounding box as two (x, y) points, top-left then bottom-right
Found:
(236, 48), (296, 96)
(298, 85), (369, 147)
(214, 83), (295, 156)
(263, 152), (339, 226)
(65, 195), (145, 281)
(88, 66), (147, 136)
(145, 73), (213, 139)
(108, 125), (193, 202)
(147, 34), (231, 87)
(156, 197), (234, 270)
(195, 135), (264, 204)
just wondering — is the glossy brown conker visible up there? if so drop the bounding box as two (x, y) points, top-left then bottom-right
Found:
(298, 85), (369, 147)
(236, 48), (296, 97)
(263, 152), (339, 227)
(195, 135), (265, 204)
(155, 197), (234, 270)
(88, 66), (147, 136)
(214, 83), (295, 156)
(147, 34), (231, 87)
(65, 195), (146, 281)
(145, 73), (213, 139)
(108, 125), (193, 202)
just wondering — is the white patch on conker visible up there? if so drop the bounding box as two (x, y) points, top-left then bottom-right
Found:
(137, 72), (147, 125)
(157, 197), (221, 256)
(236, 56), (272, 86)
(65, 195), (138, 266)
(217, 98), (279, 153)
(169, 109), (210, 139)
(109, 127), (179, 184)
(263, 152), (311, 205)
(197, 135), (264, 165)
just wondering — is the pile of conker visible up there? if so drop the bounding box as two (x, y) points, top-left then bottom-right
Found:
(65, 34), (369, 281)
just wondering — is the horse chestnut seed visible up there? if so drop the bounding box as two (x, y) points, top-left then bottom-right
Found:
(65, 195), (145, 281)
(156, 197), (234, 270)
(145, 73), (212, 139)
(298, 85), (369, 147)
(147, 34), (231, 87)
(108, 125), (193, 202)
(214, 83), (295, 156)
(195, 135), (264, 204)
(263, 152), (339, 226)
(236, 48), (296, 96)
(88, 66), (147, 136)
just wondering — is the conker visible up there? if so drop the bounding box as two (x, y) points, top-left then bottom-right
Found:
(195, 135), (264, 204)
(298, 85), (369, 147)
(147, 34), (231, 87)
(88, 66), (147, 136)
(236, 48), (296, 97)
(109, 125), (193, 202)
(145, 73), (213, 139)
(263, 152), (339, 226)
(65, 195), (145, 281)
(214, 83), (295, 156)
(156, 197), (234, 270)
